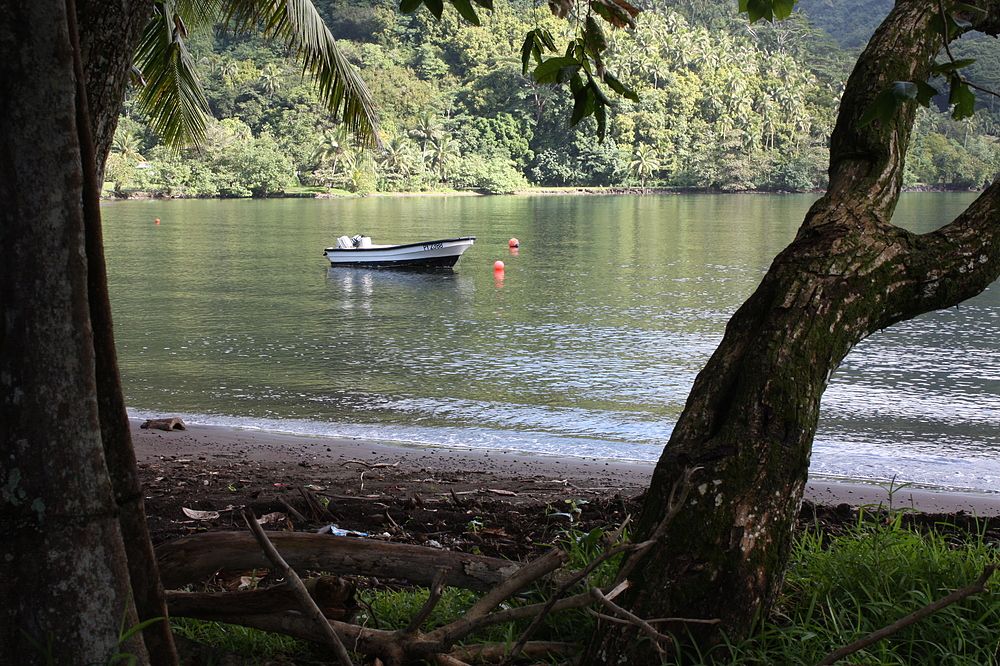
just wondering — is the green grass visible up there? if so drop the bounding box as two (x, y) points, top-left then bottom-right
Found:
(676, 511), (1000, 665)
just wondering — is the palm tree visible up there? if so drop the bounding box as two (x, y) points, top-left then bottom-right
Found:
(220, 58), (240, 86)
(112, 129), (144, 162)
(258, 62), (282, 95)
(377, 133), (420, 179)
(133, 0), (381, 149)
(311, 125), (349, 172)
(408, 111), (445, 154)
(424, 133), (460, 183)
(630, 144), (660, 188)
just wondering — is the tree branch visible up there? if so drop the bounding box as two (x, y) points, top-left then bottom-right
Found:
(403, 568), (448, 637)
(589, 586), (674, 653)
(243, 511), (355, 666)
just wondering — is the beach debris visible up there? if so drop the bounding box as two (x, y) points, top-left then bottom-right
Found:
(166, 574), (357, 621)
(140, 417), (186, 431)
(402, 493), (423, 510)
(299, 486), (334, 521)
(340, 460), (401, 469)
(182, 507), (219, 521)
(318, 525), (368, 537)
(486, 488), (518, 496)
(280, 498), (307, 522)
(255, 512), (287, 526)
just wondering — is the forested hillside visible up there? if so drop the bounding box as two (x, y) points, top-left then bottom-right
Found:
(104, 0), (1000, 197)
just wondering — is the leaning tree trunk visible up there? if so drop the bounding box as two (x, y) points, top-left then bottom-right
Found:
(0, 1), (145, 663)
(585, 1), (1000, 663)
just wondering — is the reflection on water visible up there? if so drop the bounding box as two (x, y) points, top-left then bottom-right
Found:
(102, 193), (1000, 492)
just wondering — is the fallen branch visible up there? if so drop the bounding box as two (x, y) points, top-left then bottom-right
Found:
(279, 498), (307, 523)
(403, 568), (448, 637)
(341, 460), (400, 468)
(299, 486), (332, 521)
(161, 513), (686, 666)
(243, 511), (354, 666)
(816, 564), (1000, 666)
(449, 641), (578, 663)
(499, 535), (636, 666)
(166, 575), (355, 620)
(590, 586), (673, 653)
(156, 531), (524, 591)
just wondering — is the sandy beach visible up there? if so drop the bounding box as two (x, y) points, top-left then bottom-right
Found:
(132, 420), (1000, 516)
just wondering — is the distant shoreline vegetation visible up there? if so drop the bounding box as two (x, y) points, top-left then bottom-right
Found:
(102, 184), (984, 201)
(104, 0), (1000, 200)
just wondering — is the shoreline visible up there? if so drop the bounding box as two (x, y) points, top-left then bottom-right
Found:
(131, 420), (1000, 516)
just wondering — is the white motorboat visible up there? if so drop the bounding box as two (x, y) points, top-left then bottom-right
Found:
(324, 235), (476, 268)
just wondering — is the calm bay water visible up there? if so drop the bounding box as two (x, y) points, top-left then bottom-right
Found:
(102, 192), (1000, 492)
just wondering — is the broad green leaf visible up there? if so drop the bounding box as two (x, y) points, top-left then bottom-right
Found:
(570, 83), (592, 126)
(589, 74), (612, 106)
(954, 2), (983, 10)
(424, 0), (444, 19)
(584, 16), (608, 56)
(930, 58), (977, 74)
(450, 0), (481, 26)
(539, 29), (557, 51)
(557, 63), (582, 84)
(772, 0), (796, 20)
(914, 80), (939, 106)
(399, 0), (423, 14)
(950, 76), (977, 120)
(533, 56), (580, 83)
(741, 0), (773, 23)
(858, 87), (899, 128)
(603, 70), (639, 102)
(520, 32), (537, 75)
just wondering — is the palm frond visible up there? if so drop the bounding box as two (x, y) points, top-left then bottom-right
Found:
(134, 2), (211, 148)
(220, 0), (382, 149)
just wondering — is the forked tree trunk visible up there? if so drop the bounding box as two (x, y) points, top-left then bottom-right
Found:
(585, 2), (1000, 663)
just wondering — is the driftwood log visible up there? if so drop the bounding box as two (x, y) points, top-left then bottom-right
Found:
(140, 417), (186, 431)
(156, 532), (524, 591)
(166, 575), (357, 621)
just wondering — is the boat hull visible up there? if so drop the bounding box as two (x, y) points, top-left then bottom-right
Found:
(323, 237), (475, 268)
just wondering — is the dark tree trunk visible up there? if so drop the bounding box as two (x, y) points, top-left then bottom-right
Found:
(74, 1), (177, 662)
(585, 1), (1000, 663)
(0, 1), (140, 663)
(0, 0), (171, 664)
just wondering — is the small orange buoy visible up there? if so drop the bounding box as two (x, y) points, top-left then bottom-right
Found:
(494, 260), (505, 271)
(155, 218), (160, 225)
(508, 238), (519, 248)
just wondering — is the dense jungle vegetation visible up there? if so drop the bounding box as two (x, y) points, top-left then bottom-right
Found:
(104, 0), (1000, 197)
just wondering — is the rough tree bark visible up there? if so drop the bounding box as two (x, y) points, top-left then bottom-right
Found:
(585, 2), (1000, 663)
(74, 1), (177, 661)
(0, 1), (142, 663)
(0, 1), (169, 664)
